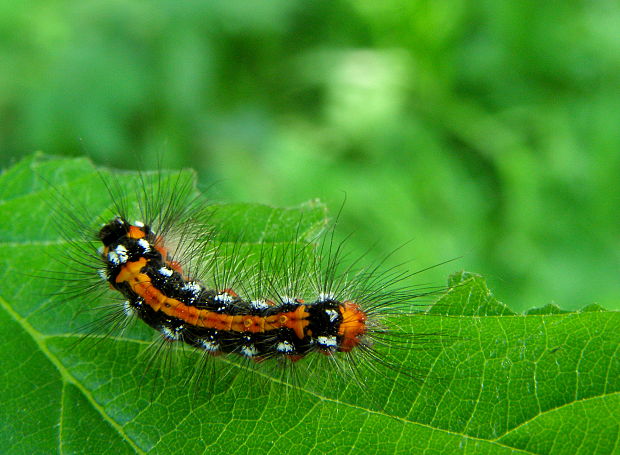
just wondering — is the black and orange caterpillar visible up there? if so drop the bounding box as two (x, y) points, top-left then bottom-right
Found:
(48, 164), (441, 388)
(99, 216), (368, 361)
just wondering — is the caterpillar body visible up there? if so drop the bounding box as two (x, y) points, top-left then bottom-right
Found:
(47, 159), (445, 392)
(100, 215), (367, 360)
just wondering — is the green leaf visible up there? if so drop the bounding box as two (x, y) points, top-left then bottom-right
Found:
(1, 154), (618, 455)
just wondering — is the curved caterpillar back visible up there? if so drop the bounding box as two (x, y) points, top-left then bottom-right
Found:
(45, 161), (447, 397)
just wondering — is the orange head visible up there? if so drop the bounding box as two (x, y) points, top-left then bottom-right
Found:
(337, 301), (367, 352)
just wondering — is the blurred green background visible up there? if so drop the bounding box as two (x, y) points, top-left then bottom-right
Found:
(1, 1), (619, 311)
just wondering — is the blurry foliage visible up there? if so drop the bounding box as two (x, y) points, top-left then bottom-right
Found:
(1, 0), (619, 311)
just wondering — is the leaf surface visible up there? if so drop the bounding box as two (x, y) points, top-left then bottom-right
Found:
(0, 155), (618, 455)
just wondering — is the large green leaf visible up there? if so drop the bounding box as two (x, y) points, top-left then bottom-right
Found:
(0, 155), (618, 454)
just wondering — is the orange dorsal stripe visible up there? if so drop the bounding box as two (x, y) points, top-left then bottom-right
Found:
(116, 258), (311, 338)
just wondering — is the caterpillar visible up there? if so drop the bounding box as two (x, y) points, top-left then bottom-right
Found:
(101, 214), (368, 359)
(46, 158), (445, 395)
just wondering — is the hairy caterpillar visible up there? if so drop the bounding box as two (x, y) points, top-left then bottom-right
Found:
(45, 157), (446, 396)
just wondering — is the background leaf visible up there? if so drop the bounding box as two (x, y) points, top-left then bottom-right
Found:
(0, 155), (618, 454)
(2, 1), (620, 313)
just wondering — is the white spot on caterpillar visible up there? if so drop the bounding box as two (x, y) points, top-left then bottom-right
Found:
(161, 326), (180, 341)
(134, 221), (145, 227)
(137, 238), (150, 252)
(201, 339), (219, 352)
(318, 293), (334, 301)
(250, 299), (269, 310)
(280, 296), (296, 305)
(107, 251), (119, 265)
(317, 336), (337, 348)
(241, 345), (259, 357)
(182, 282), (202, 295)
(98, 268), (109, 281)
(123, 300), (134, 317)
(276, 341), (293, 353)
(112, 245), (128, 264)
(325, 309), (339, 322)
(215, 293), (234, 303)
(158, 267), (173, 277)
